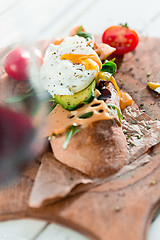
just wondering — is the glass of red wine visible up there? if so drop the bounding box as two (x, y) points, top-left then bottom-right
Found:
(0, 0), (61, 186)
(0, 44), (49, 186)
(0, 0), (60, 186)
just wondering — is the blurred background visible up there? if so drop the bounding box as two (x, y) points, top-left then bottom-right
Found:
(1, 0), (160, 48)
(0, 0), (160, 239)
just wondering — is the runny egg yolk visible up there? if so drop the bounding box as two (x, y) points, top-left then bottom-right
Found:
(60, 54), (102, 77)
(120, 92), (133, 110)
(109, 77), (133, 110)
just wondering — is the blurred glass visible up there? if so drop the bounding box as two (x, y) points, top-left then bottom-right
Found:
(0, 0), (57, 186)
(0, 45), (50, 186)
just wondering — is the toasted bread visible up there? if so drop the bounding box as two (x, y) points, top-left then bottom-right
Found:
(50, 119), (128, 178)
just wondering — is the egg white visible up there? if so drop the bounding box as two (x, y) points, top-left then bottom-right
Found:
(40, 35), (100, 96)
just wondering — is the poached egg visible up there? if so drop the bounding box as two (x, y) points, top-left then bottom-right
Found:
(40, 35), (102, 96)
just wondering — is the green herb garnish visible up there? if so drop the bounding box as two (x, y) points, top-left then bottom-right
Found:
(101, 61), (117, 75)
(130, 143), (135, 147)
(107, 104), (123, 123)
(5, 90), (54, 104)
(136, 135), (142, 139)
(79, 112), (93, 119)
(76, 25), (83, 34)
(115, 206), (121, 211)
(151, 180), (157, 185)
(126, 135), (131, 139)
(147, 72), (151, 77)
(63, 126), (81, 149)
(76, 31), (93, 41)
(5, 90), (34, 103)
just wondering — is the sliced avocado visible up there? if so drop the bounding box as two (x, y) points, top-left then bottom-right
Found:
(54, 80), (96, 111)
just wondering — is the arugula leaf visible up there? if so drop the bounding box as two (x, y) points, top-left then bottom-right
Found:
(79, 112), (93, 119)
(76, 32), (93, 41)
(76, 25), (83, 34)
(5, 90), (54, 104)
(107, 104), (123, 123)
(101, 61), (117, 75)
(63, 126), (81, 149)
(110, 58), (116, 62)
(5, 91), (35, 103)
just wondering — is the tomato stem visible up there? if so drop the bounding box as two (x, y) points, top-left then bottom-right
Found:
(119, 23), (129, 28)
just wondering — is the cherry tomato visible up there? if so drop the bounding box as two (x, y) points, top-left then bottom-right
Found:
(102, 25), (139, 55)
(4, 48), (43, 81)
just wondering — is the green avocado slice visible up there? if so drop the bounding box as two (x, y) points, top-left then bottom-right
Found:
(54, 80), (96, 111)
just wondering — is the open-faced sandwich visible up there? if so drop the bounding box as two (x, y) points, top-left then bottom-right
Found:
(3, 25), (160, 208)
(40, 26), (134, 177)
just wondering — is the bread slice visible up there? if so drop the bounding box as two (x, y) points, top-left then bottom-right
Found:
(50, 119), (128, 178)
(48, 81), (128, 178)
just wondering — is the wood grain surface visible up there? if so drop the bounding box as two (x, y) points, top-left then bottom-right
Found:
(0, 36), (160, 240)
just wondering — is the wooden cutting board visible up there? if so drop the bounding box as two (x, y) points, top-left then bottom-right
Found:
(0, 36), (160, 240)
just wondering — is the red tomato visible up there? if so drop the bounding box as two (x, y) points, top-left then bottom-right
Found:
(102, 25), (139, 55)
(4, 48), (43, 81)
